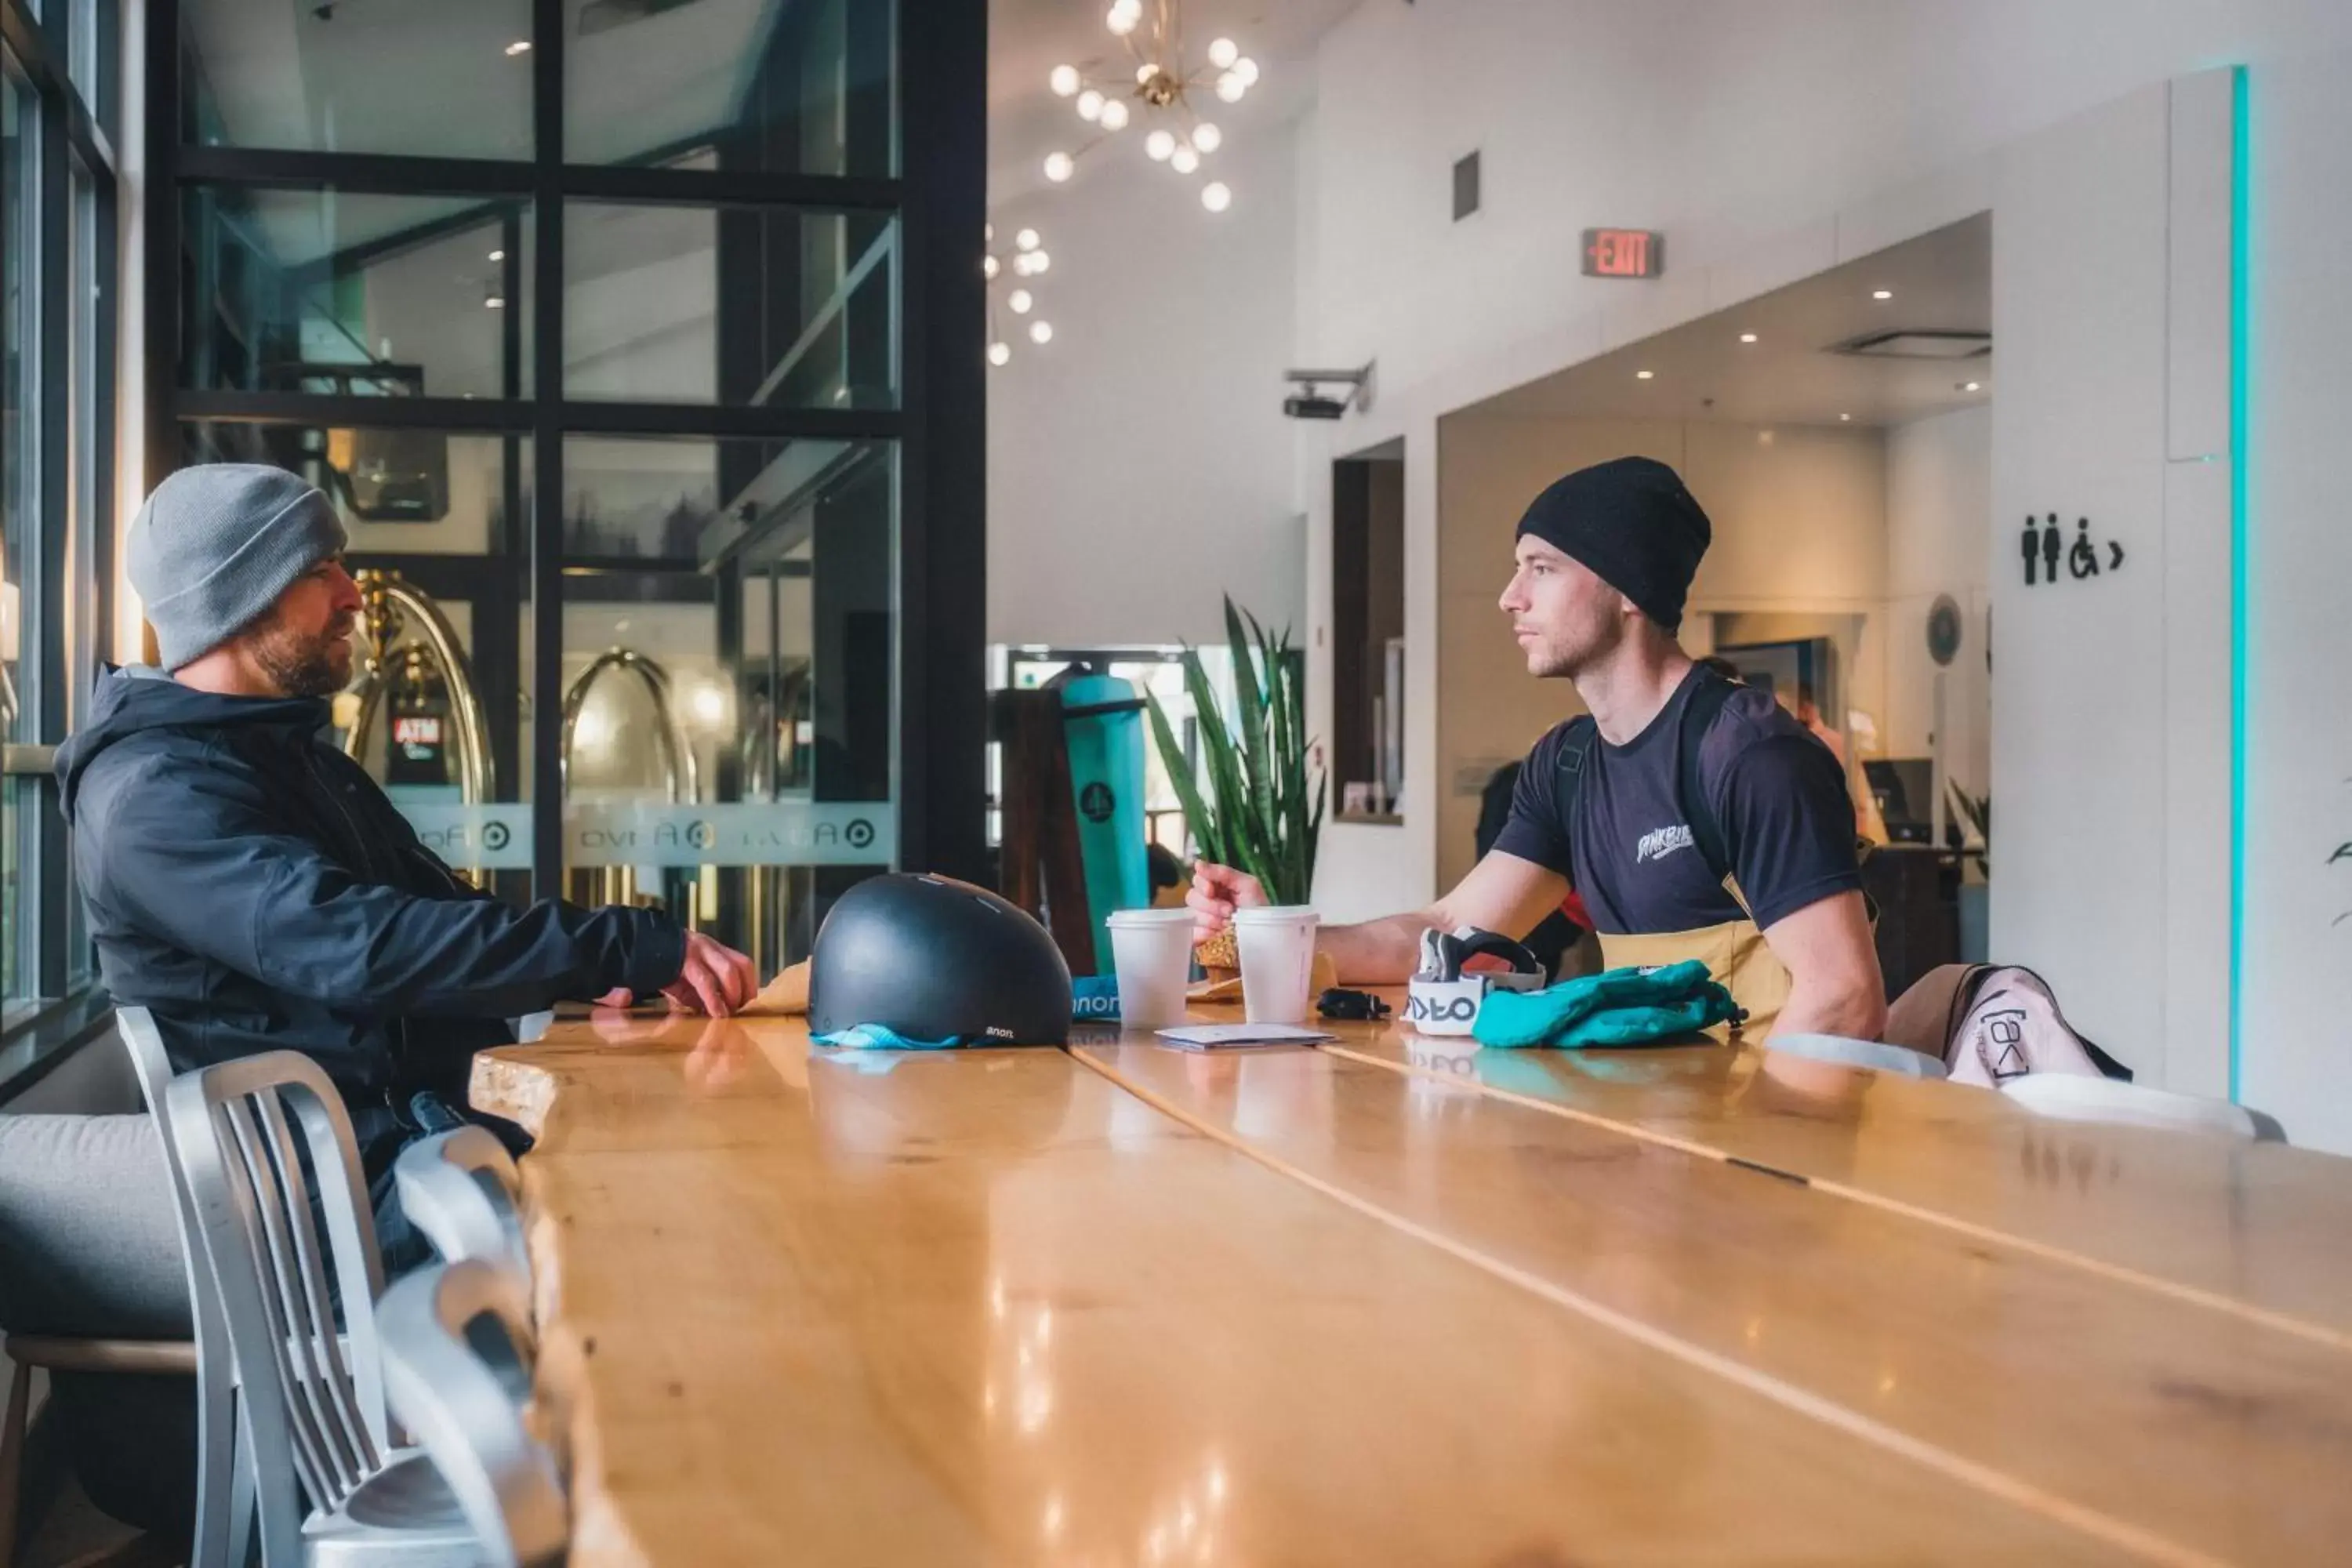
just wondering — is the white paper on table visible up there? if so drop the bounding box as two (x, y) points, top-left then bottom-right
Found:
(1154, 1023), (1337, 1050)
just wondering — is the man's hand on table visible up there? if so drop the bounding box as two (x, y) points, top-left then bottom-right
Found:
(593, 931), (760, 1017)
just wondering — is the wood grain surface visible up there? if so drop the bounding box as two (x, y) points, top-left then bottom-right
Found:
(472, 1011), (2167, 1566)
(1329, 1019), (2352, 1348)
(1079, 1035), (2352, 1566)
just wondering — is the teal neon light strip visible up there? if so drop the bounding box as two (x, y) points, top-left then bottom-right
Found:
(2228, 64), (2249, 1104)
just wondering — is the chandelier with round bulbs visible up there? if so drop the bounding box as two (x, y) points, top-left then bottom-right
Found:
(1043, 0), (1256, 213)
(983, 223), (1055, 366)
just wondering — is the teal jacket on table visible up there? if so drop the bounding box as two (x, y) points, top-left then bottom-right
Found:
(1472, 960), (1740, 1048)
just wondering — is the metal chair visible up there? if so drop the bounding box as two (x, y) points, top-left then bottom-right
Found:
(113, 1006), (255, 1568)
(1762, 1033), (1951, 1080)
(378, 1261), (566, 1568)
(2002, 1073), (2288, 1142)
(394, 1129), (529, 1288)
(160, 1051), (485, 1565)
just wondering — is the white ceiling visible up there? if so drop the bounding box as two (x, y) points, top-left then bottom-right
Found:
(1471, 213), (1994, 429)
(987, 0), (1359, 203)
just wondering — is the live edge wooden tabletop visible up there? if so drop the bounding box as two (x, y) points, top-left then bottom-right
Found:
(476, 1011), (2149, 1568)
(1326, 1014), (2352, 1348)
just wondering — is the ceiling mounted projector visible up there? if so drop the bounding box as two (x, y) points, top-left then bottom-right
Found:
(1283, 364), (1373, 420)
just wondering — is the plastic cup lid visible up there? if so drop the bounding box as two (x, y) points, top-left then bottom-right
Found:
(1232, 905), (1319, 925)
(1107, 907), (1195, 927)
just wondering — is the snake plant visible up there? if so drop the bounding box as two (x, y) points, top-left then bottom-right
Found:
(1145, 598), (1326, 906)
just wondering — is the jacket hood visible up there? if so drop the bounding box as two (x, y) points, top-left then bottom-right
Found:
(55, 666), (331, 824)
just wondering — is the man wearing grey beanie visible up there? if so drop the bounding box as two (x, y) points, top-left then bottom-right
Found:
(55, 464), (757, 1261)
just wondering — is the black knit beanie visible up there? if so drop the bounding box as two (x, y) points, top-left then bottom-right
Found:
(1513, 456), (1711, 631)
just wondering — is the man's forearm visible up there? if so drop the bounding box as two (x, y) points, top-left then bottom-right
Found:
(1769, 978), (1889, 1044)
(1318, 913), (1441, 985)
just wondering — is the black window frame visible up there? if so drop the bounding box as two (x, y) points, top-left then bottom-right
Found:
(0, 0), (122, 1044)
(142, 0), (985, 902)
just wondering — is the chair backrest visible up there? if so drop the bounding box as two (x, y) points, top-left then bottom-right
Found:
(378, 1259), (567, 1568)
(2002, 1073), (2286, 1142)
(114, 1006), (252, 1568)
(1763, 1033), (1950, 1080)
(115, 1005), (176, 1116)
(160, 1050), (392, 1550)
(120, 1010), (240, 1302)
(395, 1127), (530, 1286)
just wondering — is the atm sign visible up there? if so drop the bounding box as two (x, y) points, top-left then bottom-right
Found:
(1582, 228), (1664, 279)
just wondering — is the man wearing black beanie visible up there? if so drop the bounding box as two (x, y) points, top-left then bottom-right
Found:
(1189, 455), (1887, 1042)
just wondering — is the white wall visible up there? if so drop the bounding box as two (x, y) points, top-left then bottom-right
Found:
(1884, 406), (1992, 800)
(986, 129), (1303, 650)
(2240, 50), (2352, 1152)
(1295, 0), (2352, 395)
(1987, 82), (2188, 1088)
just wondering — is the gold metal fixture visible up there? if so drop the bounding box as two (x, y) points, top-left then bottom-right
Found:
(341, 570), (495, 807)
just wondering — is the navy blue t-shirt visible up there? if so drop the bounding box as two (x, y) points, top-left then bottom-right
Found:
(1492, 670), (1860, 935)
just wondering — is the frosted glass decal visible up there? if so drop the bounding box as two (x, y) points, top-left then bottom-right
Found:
(565, 802), (895, 866)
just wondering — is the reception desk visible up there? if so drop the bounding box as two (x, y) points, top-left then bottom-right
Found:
(472, 1008), (2352, 1566)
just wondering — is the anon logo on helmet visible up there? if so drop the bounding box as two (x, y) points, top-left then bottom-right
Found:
(1079, 782), (1116, 823)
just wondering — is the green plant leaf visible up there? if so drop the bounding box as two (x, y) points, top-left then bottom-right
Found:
(1145, 684), (1222, 866)
(1182, 649), (1271, 884)
(1225, 598), (1278, 873)
(1148, 602), (1326, 906)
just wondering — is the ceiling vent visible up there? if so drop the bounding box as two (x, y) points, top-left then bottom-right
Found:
(579, 0), (706, 38)
(1828, 330), (1992, 361)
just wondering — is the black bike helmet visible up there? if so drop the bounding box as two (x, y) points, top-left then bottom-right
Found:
(808, 873), (1073, 1045)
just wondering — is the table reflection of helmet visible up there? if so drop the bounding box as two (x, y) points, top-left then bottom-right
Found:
(808, 873), (1074, 1046)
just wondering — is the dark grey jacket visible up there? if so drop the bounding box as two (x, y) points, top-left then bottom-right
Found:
(54, 668), (685, 1112)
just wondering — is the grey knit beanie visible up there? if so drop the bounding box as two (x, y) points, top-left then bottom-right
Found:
(128, 465), (350, 670)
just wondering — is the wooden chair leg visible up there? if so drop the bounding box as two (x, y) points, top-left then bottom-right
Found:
(0, 1357), (31, 1568)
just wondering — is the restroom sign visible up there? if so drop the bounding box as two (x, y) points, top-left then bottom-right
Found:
(1583, 228), (1664, 278)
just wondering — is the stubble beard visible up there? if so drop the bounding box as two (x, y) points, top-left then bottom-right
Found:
(248, 618), (354, 699)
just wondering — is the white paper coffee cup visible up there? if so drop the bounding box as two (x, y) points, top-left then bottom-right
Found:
(1232, 906), (1321, 1024)
(1107, 907), (1196, 1031)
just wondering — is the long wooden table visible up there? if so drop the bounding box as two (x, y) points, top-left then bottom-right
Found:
(474, 1008), (2352, 1566)
(1332, 1030), (2352, 1346)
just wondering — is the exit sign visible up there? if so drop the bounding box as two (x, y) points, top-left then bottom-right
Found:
(1583, 228), (1664, 279)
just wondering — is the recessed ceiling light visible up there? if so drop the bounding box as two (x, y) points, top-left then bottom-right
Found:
(1738, 332), (1758, 344)
(1839, 412), (1852, 422)
(1871, 289), (1893, 300)
(1635, 369), (1655, 380)
(504, 39), (531, 56)
(488, 249), (506, 263)
(1962, 380), (1982, 392)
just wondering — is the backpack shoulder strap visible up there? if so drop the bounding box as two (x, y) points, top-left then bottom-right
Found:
(1674, 672), (1740, 885)
(1551, 716), (1600, 886)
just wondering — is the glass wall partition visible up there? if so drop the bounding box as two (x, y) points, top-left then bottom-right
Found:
(157, 0), (985, 965)
(2, 0), (121, 1034)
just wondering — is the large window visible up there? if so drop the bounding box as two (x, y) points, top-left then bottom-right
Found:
(2, 0), (120, 1033)
(162, 0), (982, 967)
